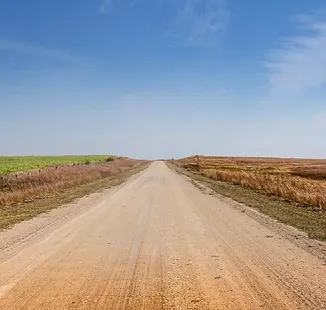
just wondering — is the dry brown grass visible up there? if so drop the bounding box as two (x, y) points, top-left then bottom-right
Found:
(174, 156), (326, 210)
(0, 162), (150, 230)
(0, 158), (146, 208)
(169, 163), (326, 241)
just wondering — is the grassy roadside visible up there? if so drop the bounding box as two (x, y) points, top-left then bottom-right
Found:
(0, 163), (149, 230)
(0, 159), (143, 208)
(175, 156), (326, 210)
(169, 163), (326, 241)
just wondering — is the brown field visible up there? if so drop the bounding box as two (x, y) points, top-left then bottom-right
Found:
(173, 156), (326, 210)
(0, 158), (146, 209)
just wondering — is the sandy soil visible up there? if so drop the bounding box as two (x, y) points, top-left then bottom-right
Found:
(0, 162), (325, 309)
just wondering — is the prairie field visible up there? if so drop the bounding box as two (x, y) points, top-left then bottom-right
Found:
(0, 156), (145, 209)
(174, 156), (326, 210)
(0, 155), (111, 175)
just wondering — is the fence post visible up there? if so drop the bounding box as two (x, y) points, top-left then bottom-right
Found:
(196, 155), (200, 171)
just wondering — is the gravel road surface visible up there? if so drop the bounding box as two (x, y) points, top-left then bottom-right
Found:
(0, 162), (325, 309)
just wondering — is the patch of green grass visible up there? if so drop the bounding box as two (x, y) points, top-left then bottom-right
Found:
(0, 156), (111, 175)
(170, 164), (326, 241)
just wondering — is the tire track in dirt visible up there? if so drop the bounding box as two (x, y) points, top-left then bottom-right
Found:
(0, 162), (326, 309)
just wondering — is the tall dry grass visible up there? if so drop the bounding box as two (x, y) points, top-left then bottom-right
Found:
(175, 156), (326, 210)
(0, 159), (144, 208)
(204, 169), (326, 210)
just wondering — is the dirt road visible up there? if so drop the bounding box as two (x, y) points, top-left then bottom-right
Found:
(0, 162), (325, 309)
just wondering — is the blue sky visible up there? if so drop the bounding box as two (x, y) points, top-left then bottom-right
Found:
(1, 0), (326, 159)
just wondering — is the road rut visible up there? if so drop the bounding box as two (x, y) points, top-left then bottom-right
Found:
(0, 162), (325, 309)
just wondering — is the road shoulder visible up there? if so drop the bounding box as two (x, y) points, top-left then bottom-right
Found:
(168, 163), (326, 261)
(0, 164), (149, 262)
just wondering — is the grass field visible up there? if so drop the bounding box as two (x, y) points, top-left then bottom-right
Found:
(0, 162), (149, 230)
(0, 157), (146, 209)
(173, 156), (326, 210)
(0, 155), (110, 175)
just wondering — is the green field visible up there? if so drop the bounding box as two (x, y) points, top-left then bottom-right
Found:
(0, 156), (110, 175)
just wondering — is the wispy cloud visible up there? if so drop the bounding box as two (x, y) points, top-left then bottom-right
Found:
(98, 0), (230, 45)
(177, 0), (230, 45)
(0, 38), (85, 65)
(99, 0), (113, 14)
(265, 13), (326, 95)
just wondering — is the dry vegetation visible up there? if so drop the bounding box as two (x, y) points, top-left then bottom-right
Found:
(0, 158), (146, 209)
(0, 161), (149, 230)
(173, 156), (326, 211)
